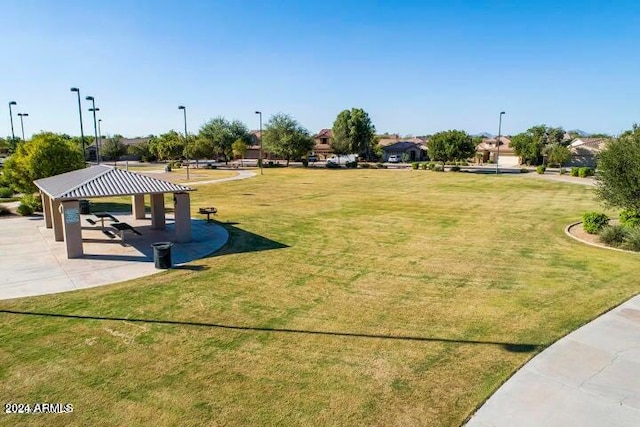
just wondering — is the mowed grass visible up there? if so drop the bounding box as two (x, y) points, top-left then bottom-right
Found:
(1, 169), (638, 426)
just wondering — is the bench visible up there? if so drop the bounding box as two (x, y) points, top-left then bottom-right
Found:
(198, 207), (218, 223)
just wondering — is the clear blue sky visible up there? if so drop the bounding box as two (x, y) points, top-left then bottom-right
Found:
(2, 0), (639, 139)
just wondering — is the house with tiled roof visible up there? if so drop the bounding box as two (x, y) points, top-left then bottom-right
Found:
(312, 129), (334, 159)
(381, 141), (427, 162)
(568, 137), (609, 167)
(476, 136), (519, 166)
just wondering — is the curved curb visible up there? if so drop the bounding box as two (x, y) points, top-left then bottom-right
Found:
(564, 221), (639, 255)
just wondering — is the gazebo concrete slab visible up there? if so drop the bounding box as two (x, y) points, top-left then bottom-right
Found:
(0, 214), (228, 301)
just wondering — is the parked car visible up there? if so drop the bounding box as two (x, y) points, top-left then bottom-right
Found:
(387, 155), (401, 163)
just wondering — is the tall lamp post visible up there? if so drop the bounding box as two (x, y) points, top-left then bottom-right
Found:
(70, 88), (86, 161)
(255, 111), (263, 175)
(86, 96), (100, 163)
(178, 105), (190, 180)
(17, 113), (28, 141)
(496, 111), (506, 175)
(8, 101), (16, 145)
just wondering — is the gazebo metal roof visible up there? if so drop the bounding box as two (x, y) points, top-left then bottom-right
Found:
(34, 165), (194, 200)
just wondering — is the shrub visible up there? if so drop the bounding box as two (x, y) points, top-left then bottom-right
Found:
(623, 227), (640, 251)
(0, 187), (13, 198)
(450, 165), (461, 172)
(375, 163), (387, 169)
(411, 162), (419, 170)
(0, 206), (10, 216)
(536, 165), (546, 174)
(360, 163), (370, 168)
(570, 167), (579, 177)
(599, 225), (628, 247)
(578, 167), (593, 178)
(420, 163), (428, 170)
(582, 212), (609, 234)
(22, 193), (42, 212)
(427, 162), (436, 170)
(619, 209), (640, 228)
(520, 168), (529, 174)
(16, 203), (34, 216)
(345, 160), (357, 168)
(434, 165), (444, 172)
(171, 161), (182, 169)
(486, 159), (493, 164)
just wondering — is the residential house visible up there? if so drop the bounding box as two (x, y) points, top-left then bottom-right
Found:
(476, 136), (518, 166)
(568, 138), (608, 167)
(381, 141), (427, 162)
(312, 129), (334, 159)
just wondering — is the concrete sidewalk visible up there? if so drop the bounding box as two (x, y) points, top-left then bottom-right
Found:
(467, 294), (640, 426)
(0, 215), (229, 301)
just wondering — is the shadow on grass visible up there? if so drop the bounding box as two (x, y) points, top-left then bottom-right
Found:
(0, 309), (541, 352)
(207, 220), (289, 258)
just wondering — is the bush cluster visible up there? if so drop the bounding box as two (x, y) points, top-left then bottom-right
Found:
(570, 167), (579, 177)
(433, 165), (444, 172)
(0, 187), (14, 198)
(16, 203), (34, 216)
(620, 209), (640, 228)
(520, 168), (529, 174)
(578, 167), (594, 178)
(599, 225), (627, 247)
(582, 212), (609, 234)
(345, 160), (357, 168)
(21, 193), (43, 212)
(536, 165), (546, 174)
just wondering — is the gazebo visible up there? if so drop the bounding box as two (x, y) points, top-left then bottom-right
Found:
(34, 165), (195, 259)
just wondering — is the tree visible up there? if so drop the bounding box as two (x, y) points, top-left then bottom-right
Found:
(545, 144), (571, 167)
(331, 108), (376, 160)
(3, 132), (85, 194)
(511, 125), (567, 165)
(232, 138), (248, 164)
(199, 117), (249, 164)
(263, 113), (314, 166)
(149, 130), (184, 161)
(427, 130), (475, 166)
(101, 136), (128, 165)
(595, 124), (640, 212)
(128, 139), (157, 162)
(182, 134), (208, 167)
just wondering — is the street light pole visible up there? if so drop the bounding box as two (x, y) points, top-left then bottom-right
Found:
(496, 111), (506, 175)
(255, 111), (263, 175)
(70, 88), (86, 161)
(17, 113), (28, 141)
(98, 118), (103, 156)
(8, 101), (16, 145)
(86, 96), (99, 163)
(178, 105), (189, 180)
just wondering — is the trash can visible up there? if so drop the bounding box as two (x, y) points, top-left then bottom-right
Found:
(151, 242), (173, 269)
(79, 199), (91, 215)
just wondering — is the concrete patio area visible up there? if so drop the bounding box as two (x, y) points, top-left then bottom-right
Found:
(0, 213), (229, 300)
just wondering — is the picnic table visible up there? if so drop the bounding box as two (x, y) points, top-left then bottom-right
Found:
(110, 222), (142, 243)
(93, 212), (119, 229)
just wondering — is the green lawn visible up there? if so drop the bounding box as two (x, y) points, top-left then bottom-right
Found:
(1, 169), (638, 426)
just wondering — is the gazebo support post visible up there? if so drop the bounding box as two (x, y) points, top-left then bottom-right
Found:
(41, 192), (52, 229)
(61, 199), (83, 259)
(150, 193), (166, 230)
(173, 192), (192, 243)
(51, 199), (64, 242)
(132, 194), (146, 219)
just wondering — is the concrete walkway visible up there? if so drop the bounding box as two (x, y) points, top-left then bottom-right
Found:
(184, 169), (256, 186)
(0, 214), (229, 301)
(466, 294), (640, 426)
